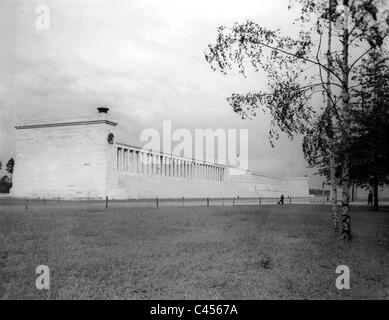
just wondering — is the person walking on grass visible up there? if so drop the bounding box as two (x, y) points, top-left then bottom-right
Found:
(278, 194), (284, 205)
(367, 190), (373, 206)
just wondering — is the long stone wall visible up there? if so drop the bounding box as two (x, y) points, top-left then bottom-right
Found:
(11, 110), (310, 199)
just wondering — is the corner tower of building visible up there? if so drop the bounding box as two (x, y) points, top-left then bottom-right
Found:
(12, 108), (118, 199)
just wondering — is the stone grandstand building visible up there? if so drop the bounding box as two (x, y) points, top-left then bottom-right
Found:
(12, 108), (309, 199)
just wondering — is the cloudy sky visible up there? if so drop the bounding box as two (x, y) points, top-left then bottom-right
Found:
(0, 0), (324, 187)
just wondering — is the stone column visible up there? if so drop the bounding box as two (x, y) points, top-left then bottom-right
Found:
(122, 149), (125, 172)
(117, 148), (121, 172)
(138, 152), (142, 174)
(128, 150), (132, 173)
(145, 154), (148, 175)
(142, 152), (147, 175)
(135, 151), (139, 174)
(124, 149), (127, 172)
(142, 153), (146, 175)
(159, 155), (163, 176)
(154, 154), (158, 175)
(148, 154), (152, 175)
(156, 154), (160, 175)
(116, 148), (119, 171)
(133, 151), (136, 173)
(149, 154), (153, 175)
(148, 153), (151, 175)
(132, 150), (136, 173)
(120, 148), (123, 172)
(122, 149), (126, 172)
(152, 154), (156, 175)
(168, 157), (171, 177)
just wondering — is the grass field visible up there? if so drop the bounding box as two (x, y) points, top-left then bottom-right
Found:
(0, 204), (388, 299)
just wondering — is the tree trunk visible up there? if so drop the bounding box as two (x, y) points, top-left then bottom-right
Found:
(329, 149), (339, 235)
(341, 0), (352, 241)
(373, 172), (379, 211)
(327, 0), (339, 236)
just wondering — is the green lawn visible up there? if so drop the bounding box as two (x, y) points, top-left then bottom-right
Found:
(0, 204), (388, 299)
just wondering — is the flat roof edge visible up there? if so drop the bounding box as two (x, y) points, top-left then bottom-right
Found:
(15, 119), (117, 129)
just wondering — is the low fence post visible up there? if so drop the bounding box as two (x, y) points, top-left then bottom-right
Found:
(105, 196), (108, 209)
(232, 198), (235, 206)
(25, 199), (28, 211)
(156, 197), (159, 208)
(43, 197), (46, 205)
(207, 197), (209, 207)
(259, 197), (261, 205)
(222, 197), (224, 205)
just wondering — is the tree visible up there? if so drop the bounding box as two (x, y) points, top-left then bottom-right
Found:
(0, 175), (12, 193)
(205, 0), (389, 241)
(6, 158), (15, 180)
(349, 49), (389, 211)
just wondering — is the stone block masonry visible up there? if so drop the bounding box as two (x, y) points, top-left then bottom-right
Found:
(12, 113), (118, 199)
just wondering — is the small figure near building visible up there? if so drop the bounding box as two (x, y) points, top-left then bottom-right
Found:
(367, 190), (373, 206)
(278, 194), (284, 205)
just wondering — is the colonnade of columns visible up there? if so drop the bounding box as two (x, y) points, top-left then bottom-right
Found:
(116, 146), (225, 182)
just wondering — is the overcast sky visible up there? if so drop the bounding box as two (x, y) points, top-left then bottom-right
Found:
(0, 0), (326, 188)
